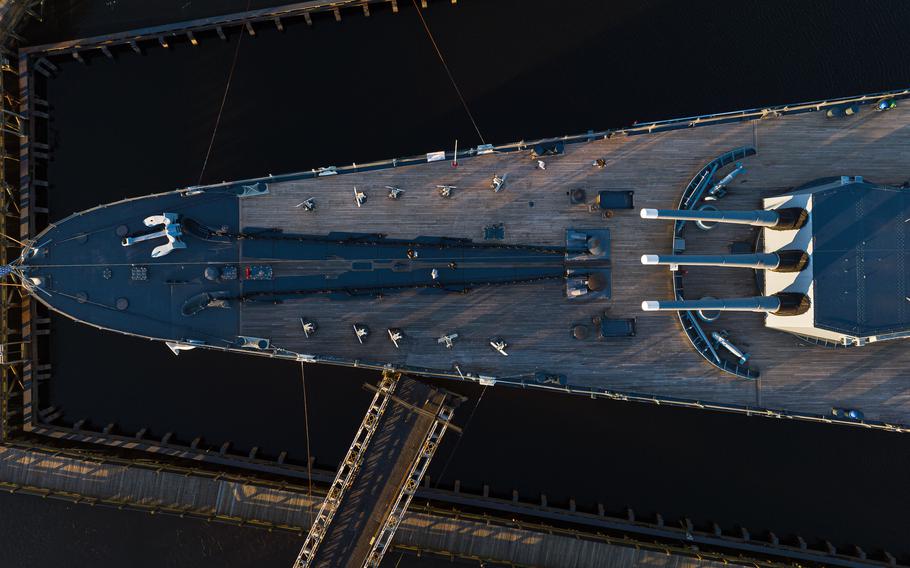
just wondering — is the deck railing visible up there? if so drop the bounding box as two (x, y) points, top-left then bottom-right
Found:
(672, 146), (760, 381)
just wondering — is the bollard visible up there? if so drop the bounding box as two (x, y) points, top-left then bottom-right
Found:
(161, 432), (173, 444)
(511, 489), (519, 503)
(216, 26), (226, 40)
(482, 484), (489, 498)
(712, 523), (722, 537)
(569, 499), (575, 513)
(273, 17), (284, 32)
(277, 451), (287, 464)
(855, 546), (866, 560)
(219, 442), (230, 456)
(597, 503), (605, 517)
(626, 508), (634, 522)
(540, 494), (547, 507)
(190, 436), (202, 449)
(768, 532), (779, 545)
(129, 40), (141, 54)
(72, 51), (85, 64)
(245, 22), (256, 37)
(333, 8), (341, 21)
(135, 427), (147, 440)
(248, 446), (259, 459)
(100, 46), (113, 59)
(453, 480), (460, 493)
(103, 423), (115, 434)
(796, 536), (806, 549)
(740, 527), (750, 541)
(655, 513), (664, 527)
(825, 541), (836, 555)
(73, 419), (85, 430)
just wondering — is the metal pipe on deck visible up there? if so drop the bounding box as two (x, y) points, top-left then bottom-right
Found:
(641, 293), (810, 316)
(641, 250), (809, 272)
(640, 207), (808, 230)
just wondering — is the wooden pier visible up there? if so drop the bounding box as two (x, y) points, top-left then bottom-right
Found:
(0, 442), (896, 568)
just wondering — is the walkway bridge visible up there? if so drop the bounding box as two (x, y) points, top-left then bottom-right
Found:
(294, 371), (460, 568)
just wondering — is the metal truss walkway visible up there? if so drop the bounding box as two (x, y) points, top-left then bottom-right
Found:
(293, 372), (460, 568)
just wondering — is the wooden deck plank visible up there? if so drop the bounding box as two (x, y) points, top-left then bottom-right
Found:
(0, 444), (738, 568)
(233, 106), (910, 424)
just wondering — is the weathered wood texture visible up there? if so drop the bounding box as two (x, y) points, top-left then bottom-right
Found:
(395, 513), (731, 568)
(0, 444), (730, 568)
(239, 106), (910, 424)
(0, 445), (318, 528)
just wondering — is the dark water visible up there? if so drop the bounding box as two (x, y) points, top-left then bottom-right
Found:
(4, 1), (910, 566)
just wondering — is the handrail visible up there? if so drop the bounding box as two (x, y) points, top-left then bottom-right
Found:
(672, 147), (760, 380)
(293, 371), (400, 568)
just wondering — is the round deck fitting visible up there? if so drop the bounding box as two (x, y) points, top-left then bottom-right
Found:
(204, 266), (219, 281)
(75, 292), (88, 304)
(572, 325), (590, 340)
(586, 271), (608, 291)
(696, 296), (721, 322)
(115, 297), (129, 311)
(115, 225), (129, 237)
(588, 237), (608, 257)
(695, 204), (718, 230)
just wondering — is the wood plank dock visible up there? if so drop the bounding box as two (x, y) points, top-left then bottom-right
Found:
(0, 443), (892, 568)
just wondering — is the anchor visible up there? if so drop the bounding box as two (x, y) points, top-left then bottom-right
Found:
(121, 213), (187, 258)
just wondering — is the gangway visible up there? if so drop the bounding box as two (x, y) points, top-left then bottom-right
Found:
(293, 372), (460, 568)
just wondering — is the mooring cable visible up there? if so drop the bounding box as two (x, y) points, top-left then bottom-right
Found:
(411, 0), (486, 145)
(434, 383), (486, 489)
(198, 0), (252, 185)
(300, 362), (314, 503)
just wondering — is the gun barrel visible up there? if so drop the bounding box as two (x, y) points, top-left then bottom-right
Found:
(642, 293), (810, 316)
(641, 249), (808, 272)
(640, 208), (780, 227)
(641, 296), (782, 313)
(641, 253), (780, 269)
(640, 207), (808, 231)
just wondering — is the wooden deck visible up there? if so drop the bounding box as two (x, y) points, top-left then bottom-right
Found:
(238, 105), (910, 425)
(0, 444), (740, 568)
